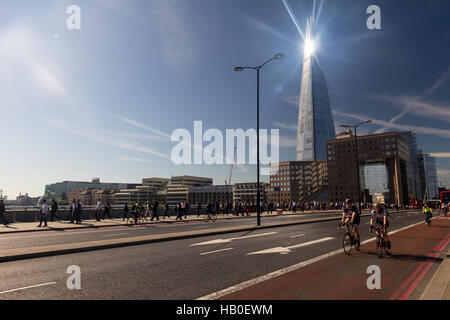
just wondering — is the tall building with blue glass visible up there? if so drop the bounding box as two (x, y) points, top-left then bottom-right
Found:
(297, 17), (335, 161)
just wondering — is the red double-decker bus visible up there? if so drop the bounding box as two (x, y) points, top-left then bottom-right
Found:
(441, 191), (450, 204)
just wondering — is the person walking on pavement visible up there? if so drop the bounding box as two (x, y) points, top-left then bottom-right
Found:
(163, 203), (170, 219)
(38, 199), (49, 227)
(123, 203), (130, 222)
(103, 201), (112, 220)
(70, 199), (76, 223)
(176, 202), (183, 221)
(75, 199), (82, 224)
(151, 200), (159, 221)
(50, 199), (59, 222)
(180, 200), (185, 219)
(0, 199), (9, 226)
(95, 199), (103, 222)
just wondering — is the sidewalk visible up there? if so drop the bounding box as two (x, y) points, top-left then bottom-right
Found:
(421, 247), (450, 300)
(0, 210), (343, 234)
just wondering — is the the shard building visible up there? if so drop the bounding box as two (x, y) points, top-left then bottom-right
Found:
(296, 17), (335, 161)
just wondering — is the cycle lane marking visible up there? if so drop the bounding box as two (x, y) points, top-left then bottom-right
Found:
(196, 219), (426, 300)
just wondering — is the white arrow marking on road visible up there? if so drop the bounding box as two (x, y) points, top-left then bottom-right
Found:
(247, 237), (334, 255)
(190, 232), (278, 246)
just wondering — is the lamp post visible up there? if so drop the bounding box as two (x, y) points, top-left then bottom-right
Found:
(340, 120), (372, 214)
(235, 53), (284, 226)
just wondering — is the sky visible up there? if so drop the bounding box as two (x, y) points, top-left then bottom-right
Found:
(0, 0), (449, 198)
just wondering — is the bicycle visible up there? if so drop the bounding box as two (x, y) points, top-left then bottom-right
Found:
(203, 211), (217, 223)
(339, 222), (359, 255)
(370, 225), (390, 258)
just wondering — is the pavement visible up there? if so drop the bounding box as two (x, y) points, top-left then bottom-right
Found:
(0, 209), (447, 300)
(0, 209), (342, 234)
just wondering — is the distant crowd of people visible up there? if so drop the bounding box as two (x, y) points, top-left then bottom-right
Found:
(0, 197), (448, 228)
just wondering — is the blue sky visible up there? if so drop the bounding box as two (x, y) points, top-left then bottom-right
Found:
(0, 0), (449, 197)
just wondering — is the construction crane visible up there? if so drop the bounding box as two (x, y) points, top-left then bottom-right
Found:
(225, 147), (237, 186)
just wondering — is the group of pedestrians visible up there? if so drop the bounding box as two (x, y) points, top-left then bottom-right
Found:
(123, 200), (168, 224)
(95, 199), (113, 222)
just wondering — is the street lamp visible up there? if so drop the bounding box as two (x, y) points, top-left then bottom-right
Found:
(340, 120), (372, 214)
(235, 53), (284, 226)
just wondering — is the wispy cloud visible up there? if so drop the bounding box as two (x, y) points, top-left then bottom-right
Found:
(334, 110), (450, 139)
(281, 91), (299, 107)
(423, 67), (450, 98)
(116, 156), (152, 163)
(43, 116), (171, 160)
(115, 115), (171, 139)
(152, 0), (198, 74)
(371, 66), (450, 129)
(274, 122), (297, 131)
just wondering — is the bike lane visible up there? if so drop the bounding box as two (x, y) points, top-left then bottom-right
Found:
(219, 217), (450, 300)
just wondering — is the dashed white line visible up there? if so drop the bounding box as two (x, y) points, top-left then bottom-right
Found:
(200, 248), (234, 256)
(0, 282), (57, 295)
(289, 234), (305, 239)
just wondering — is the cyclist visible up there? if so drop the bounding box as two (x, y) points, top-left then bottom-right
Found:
(423, 202), (432, 224)
(340, 199), (360, 250)
(370, 203), (391, 249)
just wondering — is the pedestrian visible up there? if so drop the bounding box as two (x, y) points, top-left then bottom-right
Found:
(37, 199), (49, 227)
(180, 200), (186, 219)
(163, 203), (170, 219)
(50, 199), (59, 221)
(0, 199), (9, 226)
(103, 201), (112, 219)
(75, 199), (82, 224)
(70, 199), (76, 223)
(95, 199), (103, 222)
(123, 203), (129, 222)
(131, 203), (139, 224)
(176, 202), (183, 220)
(151, 200), (159, 221)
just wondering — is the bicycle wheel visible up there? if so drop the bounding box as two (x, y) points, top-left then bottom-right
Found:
(343, 233), (352, 255)
(376, 238), (383, 258)
(203, 215), (209, 223)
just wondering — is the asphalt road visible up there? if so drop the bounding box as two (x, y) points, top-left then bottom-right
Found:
(0, 210), (442, 300)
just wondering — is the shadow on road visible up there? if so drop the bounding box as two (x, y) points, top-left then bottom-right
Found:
(361, 250), (443, 262)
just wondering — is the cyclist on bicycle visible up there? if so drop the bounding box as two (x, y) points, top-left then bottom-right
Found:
(340, 199), (360, 249)
(423, 202), (432, 224)
(370, 203), (391, 249)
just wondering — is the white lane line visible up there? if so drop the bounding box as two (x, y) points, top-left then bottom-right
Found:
(290, 234), (305, 239)
(197, 219), (426, 300)
(190, 232), (278, 246)
(0, 282), (57, 295)
(247, 237), (334, 255)
(102, 233), (130, 237)
(200, 248), (234, 256)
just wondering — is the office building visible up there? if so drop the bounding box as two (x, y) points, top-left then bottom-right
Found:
(266, 161), (328, 204)
(327, 131), (411, 205)
(296, 17), (335, 161)
(233, 182), (267, 204)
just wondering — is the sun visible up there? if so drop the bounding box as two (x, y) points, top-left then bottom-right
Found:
(304, 38), (316, 57)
